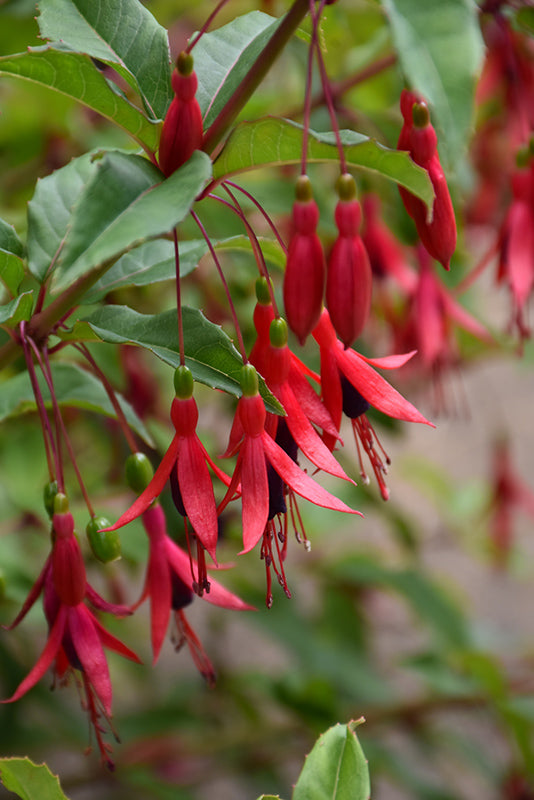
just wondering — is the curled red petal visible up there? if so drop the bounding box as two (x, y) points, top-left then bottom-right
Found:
(68, 605), (113, 716)
(178, 436), (219, 561)
(105, 435), (181, 531)
(262, 432), (362, 517)
(2, 605), (67, 704)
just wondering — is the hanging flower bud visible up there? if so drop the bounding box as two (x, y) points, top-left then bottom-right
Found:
(397, 91), (457, 271)
(326, 174), (372, 348)
(86, 516), (122, 564)
(158, 51), (203, 177)
(51, 494), (87, 607)
(283, 176), (326, 344)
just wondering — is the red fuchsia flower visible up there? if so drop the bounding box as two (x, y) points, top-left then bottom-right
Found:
(158, 52), (203, 177)
(136, 503), (253, 671)
(252, 315), (352, 482)
(361, 194), (417, 294)
(283, 175), (326, 344)
(397, 90), (457, 271)
(486, 437), (534, 568)
(496, 157), (534, 346)
(219, 364), (361, 556)
(326, 174), (373, 348)
(2, 500), (140, 769)
(105, 367), (228, 565)
(312, 309), (432, 500)
(250, 280), (340, 441)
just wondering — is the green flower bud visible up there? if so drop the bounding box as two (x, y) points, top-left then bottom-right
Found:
(173, 365), (194, 399)
(269, 317), (288, 348)
(125, 452), (154, 494)
(240, 364), (259, 397)
(177, 51), (194, 76)
(43, 480), (58, 519)
(86, 516), (121, 563)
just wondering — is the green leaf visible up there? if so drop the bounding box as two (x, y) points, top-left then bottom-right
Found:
(0, 757), (69, 800)
(0, 292), (33, 326)
(0, 48), (160, 150)
(0, 218), (24, 295)
(380, 0), (484, 165)
(193, 11), (280, 128)
(293, 721), (370, 800)
(58, 305), (283, 414)
(52, 150), (212, 292)
(213, 118), (433, 205)
(256, 796), (284, 800)
(0, 362), (153, 445)
(83, 235), (285, 302)
(37, 0), (172, 120)
(27, 151), (98, 283)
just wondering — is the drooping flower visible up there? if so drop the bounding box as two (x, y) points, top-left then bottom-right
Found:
(2, 501), (140, 769)
(397, 91), (457, 270)
(312, 309), (432, 498)
(136, 503), (253, 669)
(486, 436), (534, 568)
(158, 52), (203, 177)
(105, 367), (228, 563)
(361, 194), (417, 294)
(326, 174), (372, 348)
(496, 157), (534, 346)
(283, 175), (326, 344)
(219, 365), (361, 555)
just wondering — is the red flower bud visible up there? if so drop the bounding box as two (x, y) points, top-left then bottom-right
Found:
(397, 91), (457, 270)
(158, 53), (203, 176)
(326, 180), (372, 348)
(52, 510), (87, 606)
(283, 177), (325, 344)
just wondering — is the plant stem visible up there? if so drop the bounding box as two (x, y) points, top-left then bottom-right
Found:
(201, 0), (311, 155)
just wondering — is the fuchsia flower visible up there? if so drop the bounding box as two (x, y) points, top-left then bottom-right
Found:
(487, 437), (534, 568)
(496, 159), (534, 345)
(362, 194), (417, 294)
(394, 247), (492, 408)
(397, 90), (457, 271)
(283, 175), (326, 344)
(2, 503), (140, 769)
(158, 52), (203, 177)
(312, 309), (432, 499)
(137, 503), (253, 671)
(105, 370), (228, 564)
(219, 365), (361, 556)
(326, 174), (372, 348)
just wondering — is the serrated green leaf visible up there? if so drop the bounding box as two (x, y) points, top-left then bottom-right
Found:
(27, 151), (98, 283)
(0, 362), (153, 445)
(193, 11), (281, 128)
(0, 48), (160, 150)
(0, 292), (33, 326)
(213, 118), (433, 205)
(37, 0), (172, 120)
(83, 235), (285, 302)
(58, 305), (283, 414)
(0, 218), (25, 295)
(0, 757), (69, 800)
(380, 0), (484, 166)
(293, 722), (370, 800)
(52, 150), (212, 292)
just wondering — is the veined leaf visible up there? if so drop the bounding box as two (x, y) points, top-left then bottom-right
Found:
(0, 218), (25, 295)
(0, 48), (160, 150)
(193, 11), (281, 128)
(83, 235), (285, 302)
(213, 118), (433, 205)
(0, 362), (153, 445)
(27, 151), (98, 283)
(293, 721), (370, 800)
(0, 292), (33, 327)
(51, 150), (212, 292)
(380, 0), (484, 166)
(0, 757), (69, 800)
(37, 0), (172, 120)
(58, 305), (283, 414)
